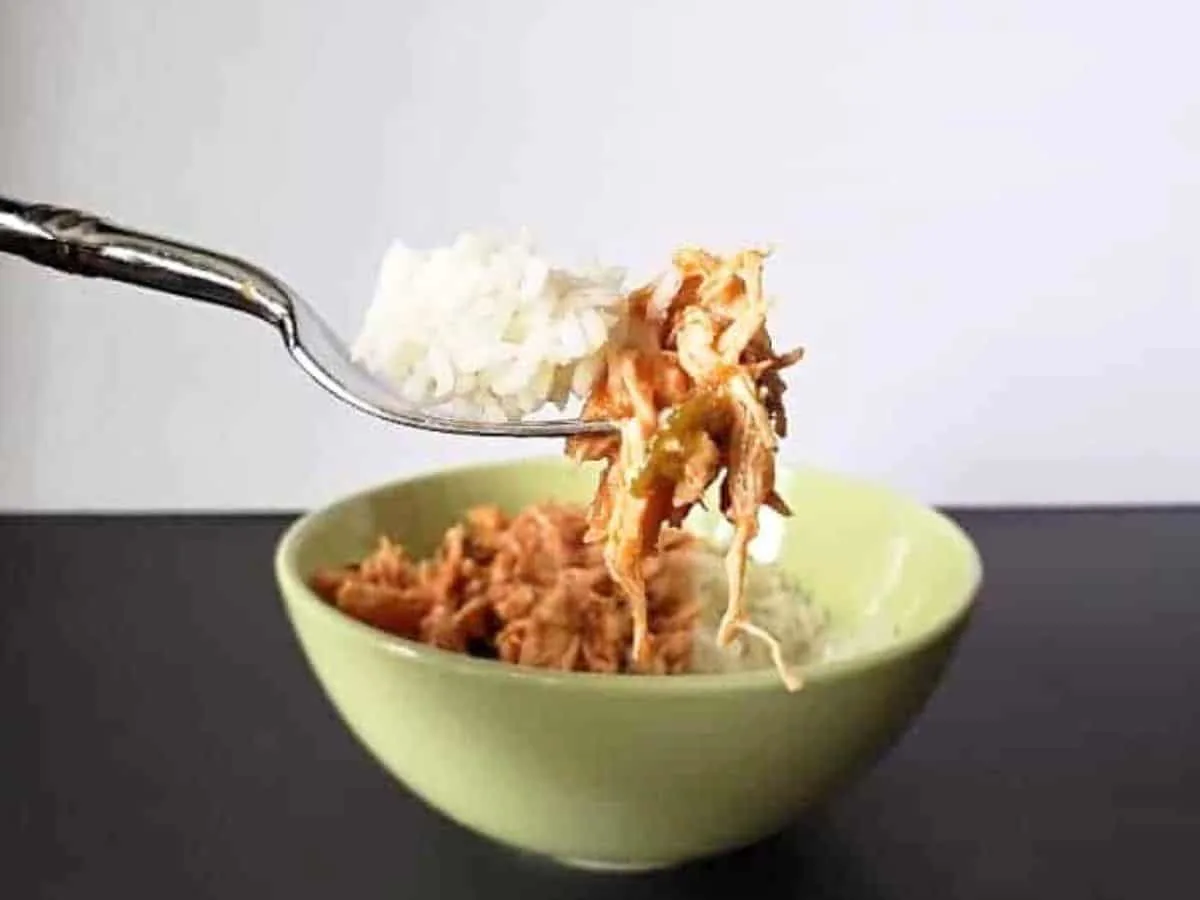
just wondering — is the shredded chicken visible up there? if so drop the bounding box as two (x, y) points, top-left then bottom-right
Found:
(567, 247), (803, 686)
(309, 504), (700, 674)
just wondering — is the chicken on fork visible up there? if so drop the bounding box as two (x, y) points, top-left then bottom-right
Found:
(568, 246), (804, 683)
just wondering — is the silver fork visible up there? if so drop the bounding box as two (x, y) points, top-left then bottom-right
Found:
(0, 194), (615, 438)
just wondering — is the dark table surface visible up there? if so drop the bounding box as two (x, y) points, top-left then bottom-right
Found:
(1, 509), (1197, 898)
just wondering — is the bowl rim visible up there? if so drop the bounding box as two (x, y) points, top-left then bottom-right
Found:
(275, 457), (984, 694)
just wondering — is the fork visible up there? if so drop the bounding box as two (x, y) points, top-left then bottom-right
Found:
(0, 194), (615, 438)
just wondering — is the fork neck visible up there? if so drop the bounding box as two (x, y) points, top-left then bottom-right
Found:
(0, 193), (294, 328)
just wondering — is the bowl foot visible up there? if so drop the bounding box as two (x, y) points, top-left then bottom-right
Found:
(554, 856), (680, 873)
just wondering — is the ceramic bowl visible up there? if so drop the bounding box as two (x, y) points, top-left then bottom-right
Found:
(275, 458), (981, 870)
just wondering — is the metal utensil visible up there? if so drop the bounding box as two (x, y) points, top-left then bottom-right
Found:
(0, 194), (615, 438)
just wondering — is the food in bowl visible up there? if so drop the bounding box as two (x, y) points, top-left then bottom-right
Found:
(351, 238), (805, 686)
(310, 502), (825, 679)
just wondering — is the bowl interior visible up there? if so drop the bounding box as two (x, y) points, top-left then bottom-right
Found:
(278, 458), (981, 680)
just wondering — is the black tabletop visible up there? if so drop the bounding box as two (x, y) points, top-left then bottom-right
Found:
(1, 509), (1197, 898)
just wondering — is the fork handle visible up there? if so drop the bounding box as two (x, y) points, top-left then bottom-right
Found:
(0, 194), (289, 326)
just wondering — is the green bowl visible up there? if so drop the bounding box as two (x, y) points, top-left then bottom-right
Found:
(275, 458), (982, 871)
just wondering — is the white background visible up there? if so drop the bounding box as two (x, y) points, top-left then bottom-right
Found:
(1, 0), (1196, 511)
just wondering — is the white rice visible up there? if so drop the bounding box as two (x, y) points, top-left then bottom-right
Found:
(685, 542), (827, 676)
(352, 230), (627, 421)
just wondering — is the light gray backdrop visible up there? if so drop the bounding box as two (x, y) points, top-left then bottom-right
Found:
(1, 0), (1196, 510)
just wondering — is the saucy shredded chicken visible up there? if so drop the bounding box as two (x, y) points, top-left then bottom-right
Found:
(566, 247), (803, 680)
(310, 504), (700, 674)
